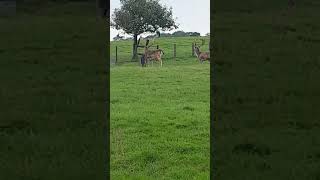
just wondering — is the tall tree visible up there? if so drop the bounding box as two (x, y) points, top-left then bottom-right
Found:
(111, 0), (178, 60)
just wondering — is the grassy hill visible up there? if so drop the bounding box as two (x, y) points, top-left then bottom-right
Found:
(110, 37), (210, 179)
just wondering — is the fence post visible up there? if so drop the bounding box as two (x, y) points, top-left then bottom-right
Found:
(132, 44), (134, 60)
(192, 43), (194, 56)
(115, 46), (118, 64)
(173, 44), (176, 59)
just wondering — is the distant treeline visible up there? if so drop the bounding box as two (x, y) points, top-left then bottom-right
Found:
(148, 31), (202, 38)
(114, 31), (210, 41)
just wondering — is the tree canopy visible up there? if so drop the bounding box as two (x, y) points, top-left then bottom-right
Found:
(111, 0), (178, 36)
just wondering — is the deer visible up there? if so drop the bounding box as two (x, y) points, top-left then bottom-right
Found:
(143, 39), (164, 67)
(193, 39), (210, 63)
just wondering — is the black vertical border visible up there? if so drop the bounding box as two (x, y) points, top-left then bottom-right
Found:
(209, 1), (320, 179)
(210, 0), (215, 179)
(1, 1), (110, 179)
(101, 0), (110, 179)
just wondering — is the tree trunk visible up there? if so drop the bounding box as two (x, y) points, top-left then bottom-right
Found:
(132, 34), (138, 61)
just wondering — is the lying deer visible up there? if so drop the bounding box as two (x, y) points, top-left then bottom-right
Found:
(194, 45), (210, 63)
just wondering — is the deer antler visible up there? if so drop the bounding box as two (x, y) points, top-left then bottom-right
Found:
(145, 31), (161, 49)
(146, 33), (159, 48)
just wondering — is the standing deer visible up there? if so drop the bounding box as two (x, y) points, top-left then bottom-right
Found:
(143, 39), (164, 67)
(193, 39), (210, 63)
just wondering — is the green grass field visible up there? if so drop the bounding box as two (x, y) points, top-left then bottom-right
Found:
(110, 37), (210, 179)
(213, 1), (320, 179)
(0, 2), (107, 179)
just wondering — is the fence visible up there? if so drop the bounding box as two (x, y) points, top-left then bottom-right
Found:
(110, 39), (210, 65)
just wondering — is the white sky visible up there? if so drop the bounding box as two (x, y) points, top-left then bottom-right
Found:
(110, 0), (210, 40)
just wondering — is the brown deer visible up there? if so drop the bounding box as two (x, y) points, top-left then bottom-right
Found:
(143, 39), (164, 67)
(193, 39), (210, 63)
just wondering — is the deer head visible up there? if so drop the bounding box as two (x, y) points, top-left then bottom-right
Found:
(142, 32), (164, 67)
(193, 39), (210, 62)
(193, 39), (205, 56)
(193, 38), (205, 49)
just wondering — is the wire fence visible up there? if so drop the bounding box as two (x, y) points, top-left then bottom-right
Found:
(110, 40), (210, 65)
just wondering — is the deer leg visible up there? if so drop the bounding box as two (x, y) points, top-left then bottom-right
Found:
(160, 60), (162, 67)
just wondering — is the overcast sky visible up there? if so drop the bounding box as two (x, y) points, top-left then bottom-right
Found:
(110, 0), (210, 40)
